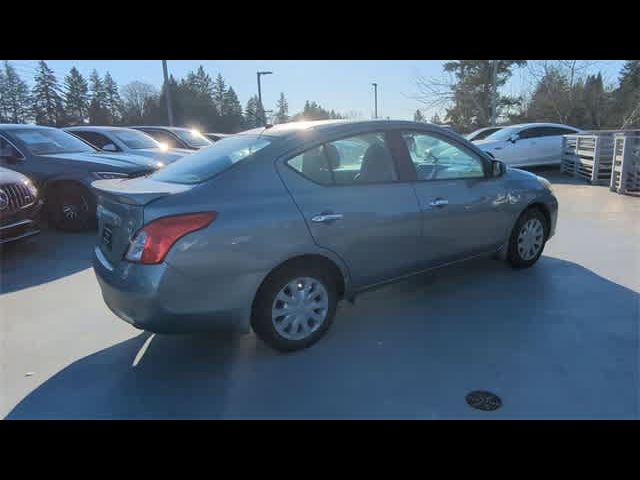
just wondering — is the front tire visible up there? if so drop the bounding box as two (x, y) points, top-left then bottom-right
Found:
(47, 183), (96, 232)
(251, 264), (338, 352)
(507, 207), (548, 269)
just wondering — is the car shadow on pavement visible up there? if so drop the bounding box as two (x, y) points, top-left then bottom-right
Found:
(5, 256), (639, 419)
(0, 227), (96, 294)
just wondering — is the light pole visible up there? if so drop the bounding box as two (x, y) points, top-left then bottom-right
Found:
(372, 83), (378, 119)
(490, 60), (498, 126)
(257, 71), (273, 126)
(162, 60), (174, 127)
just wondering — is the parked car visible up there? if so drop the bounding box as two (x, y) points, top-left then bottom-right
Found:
(130, 126), (213, 150)
(0, 166), (42, 245)
(0, 124), (166, 231)
(64, 126), (192, 163)
(204, 132), (232, 142)
(472, 123), (580, 167)
(466, 126), (503, 142)
(92, 120), (558, 352)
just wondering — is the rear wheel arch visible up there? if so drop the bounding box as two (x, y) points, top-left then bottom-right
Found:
(253, 254), (347, 309)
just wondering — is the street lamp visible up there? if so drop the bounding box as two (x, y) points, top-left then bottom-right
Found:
(372, 83), (378, 119)
(162, 60), (174, 126)
(257, 71), (273, 126)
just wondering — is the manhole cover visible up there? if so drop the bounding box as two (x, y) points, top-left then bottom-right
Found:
(466, 391), (502, 411)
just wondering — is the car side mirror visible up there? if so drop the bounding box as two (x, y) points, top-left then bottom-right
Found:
(509, 135), (518, 144)
(491, 159), (506, 177)
(102, 143), (118, 152)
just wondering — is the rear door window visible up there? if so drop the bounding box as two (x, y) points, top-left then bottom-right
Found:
(287, 132), (398, 186)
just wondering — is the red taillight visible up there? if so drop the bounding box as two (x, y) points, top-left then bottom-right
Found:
(126, 212), (217, 264)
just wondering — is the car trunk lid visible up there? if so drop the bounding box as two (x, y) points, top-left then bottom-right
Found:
(91, 177), (193, 264)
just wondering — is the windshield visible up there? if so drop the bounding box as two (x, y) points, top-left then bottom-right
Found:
(12, 128), (96, 155)
(112, 130), (160, 150)
(173, 129), (213, 148)
(481, 126), (522, 142)
(468, 128), (501, 141)
(150, 135), (272, 184)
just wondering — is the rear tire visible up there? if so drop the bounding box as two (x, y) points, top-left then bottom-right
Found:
(47, 183), (96, 232)
(251, 263), (338, 352)
(506, 207), (548, 269)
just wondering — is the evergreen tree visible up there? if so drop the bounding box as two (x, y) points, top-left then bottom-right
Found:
(223, 87), (244, 132)
(187, 66), (214, 98)
(178, 72), (218, 131)
(88, 70), (109, 124)
(31, 60), (64, 126)
(275, 92), (289, 124)
(442, 60), (526, 130)
(243, 95), (263, 129)
(63, 66), (89, 125)
(212, 73), (227, 115)
(413, 109), (425, 122)
(1, 61), (31, 123)
(103, 72), (123, 124)
(613, 60), (640, 128)
(430, 112), (441, 124)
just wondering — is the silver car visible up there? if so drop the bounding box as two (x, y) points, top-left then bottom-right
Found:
(92, 120), (558, 351)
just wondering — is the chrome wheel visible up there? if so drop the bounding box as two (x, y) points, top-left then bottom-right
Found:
(271, 277), (329, 341)
(517, 218), (544, 261)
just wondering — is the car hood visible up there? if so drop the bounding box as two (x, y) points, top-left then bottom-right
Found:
(41, 152), (162, 170)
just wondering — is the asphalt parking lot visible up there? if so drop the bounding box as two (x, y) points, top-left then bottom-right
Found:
(1, 168), (638, 419)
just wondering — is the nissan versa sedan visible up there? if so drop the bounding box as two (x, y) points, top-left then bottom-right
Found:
(64, 126), (192, 163)
(472, 122), (580, 167)
(0, 124), (166, 231)
(92, 120), (558, 352)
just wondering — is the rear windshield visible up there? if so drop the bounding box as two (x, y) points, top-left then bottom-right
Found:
(113, 129), (160, 149)
(174, 129), (213, 148)
(149, 135), (272, 184)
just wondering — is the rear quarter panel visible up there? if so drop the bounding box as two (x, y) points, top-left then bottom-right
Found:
(142, 154), (351, 314)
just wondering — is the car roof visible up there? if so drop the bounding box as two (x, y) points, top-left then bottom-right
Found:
(0, 123), (57, 131)
(129, 126), (195, 133)
(502, 122), (580, 130)
(236, 119), (458, 139)
(64, 126), (140, 133)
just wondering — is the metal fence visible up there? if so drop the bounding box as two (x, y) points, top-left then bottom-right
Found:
(610, 134), (640, 195)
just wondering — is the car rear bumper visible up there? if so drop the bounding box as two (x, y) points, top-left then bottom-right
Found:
(92, 247), (253, 334)
(0, 201), (42, 244)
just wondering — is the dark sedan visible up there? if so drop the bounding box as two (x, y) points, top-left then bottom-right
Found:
(0, 124), (165, 231)
(0, 166), (42, 245)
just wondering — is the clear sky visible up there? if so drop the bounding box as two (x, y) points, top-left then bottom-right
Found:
(5, 60), (627, 120)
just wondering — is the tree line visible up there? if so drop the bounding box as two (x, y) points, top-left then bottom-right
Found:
(414, 60), (640, 132)
(0, 61), (351, 132)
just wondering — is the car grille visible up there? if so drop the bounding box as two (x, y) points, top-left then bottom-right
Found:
(0, 183), (36, 213)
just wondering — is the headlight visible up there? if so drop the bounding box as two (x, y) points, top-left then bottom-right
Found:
(23, 179), (38, 197)
(536, 176), (553, 192)
(92, 172), (130, 180)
